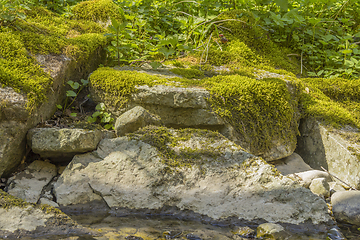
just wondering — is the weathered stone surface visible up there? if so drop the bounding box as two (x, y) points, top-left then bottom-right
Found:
(296, 117), (360, 189)
(115, 106), (161, 136)
(39, 198), (59, 208)
(232, 226), (255, 238)
(275, 152), (313, 175)
(289, 170), (332, 188)
(329, 182), (346, 195)
(27, 128), (103, 161)
(7, 160), (57, 203)
(309, 178), (330, 198)
(0, 190), (90, 238)
(90, 67), (301, 161)
(54, 127), (332, 226)
(331, 191), (360, 225)
(256, 223), (287, 239)
(0, 49), (105, 177)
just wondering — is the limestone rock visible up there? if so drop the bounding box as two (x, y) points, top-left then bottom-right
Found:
(329, 182), (346, 195)
(256, 223), (287, 239)
(115, 106), (161, 136)
(54, 126), (332, 228)
(275, 152), (313, 175)
(27, 128), (103, 161)
(39, 198), (59, 208)
(7, 160), (57, 203)
(289, 170), (332, 188)
(0, 190), (90, 238)
(296, 117), (360, 189)
(331, 191), (360, 225)
(309, 178), (330, 198)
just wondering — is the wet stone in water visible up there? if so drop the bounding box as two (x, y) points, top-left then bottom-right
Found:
(125, 235), (144, 240)
(186, 233), (202, 240)
(163, 230), (182, 239)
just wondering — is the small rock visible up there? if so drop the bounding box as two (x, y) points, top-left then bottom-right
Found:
(115, 106), (161, 136)
(7, 160), (57, 203)
(232, 226), (255, 238)
(309, 178), (330, 198)
(256, 223), (287, 240)
(275, 152), (312, 175)
(125, 236), (143, 240)
(39, 198), (59, 208)
(290, 170), (332, 188)
(186, 233), (202, 240)
(331, 191), (360, 225)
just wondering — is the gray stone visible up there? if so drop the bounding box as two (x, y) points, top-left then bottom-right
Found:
(296, 117), (360, 189)
(115, 106), (161, 136)
(0, 190), (90, 238)
(275, 152), (313, 175)
(27, 128), (103, 161)
(331, 191), (360, 225)
(289, 170), (332, 188)
(7, 160), (57, 203)
(54, 126), (332, 226)
(309, 178), (330, 198)
(256, 223), (286, 239)
(39, 198), (59, 208)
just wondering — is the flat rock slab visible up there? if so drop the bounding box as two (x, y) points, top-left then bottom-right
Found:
(54, 126), (332, 228)
(7, 160), (57, 203)
(27, 128), (103, 161)
(275, 152), (312, 175)
(331, 190), (360, 225)
(0, 190), (90, 238)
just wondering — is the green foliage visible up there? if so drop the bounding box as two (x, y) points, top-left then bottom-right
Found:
(87, 102), (114, 129)
(0, 0), (29, 27)
(57, 79), (88, 117)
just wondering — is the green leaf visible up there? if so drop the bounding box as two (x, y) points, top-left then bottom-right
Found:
(274, 0), (288, 11)
(70, 113), (77, 117)
(92, 111), (101, 118)
(56, 104), (62, 110)
(104, 124), (113, 130)
(87, 116), (97, 123)
(81, 79), (89, 86)
(96, 103), (105, 111)
(159, 47), (175, 59)
(66, 90), (77, 97)
(149, 61), (162, 69)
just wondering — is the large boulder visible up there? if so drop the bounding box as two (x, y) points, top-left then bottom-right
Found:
(0, 190), (90, 238)
(89, 67), (301, 161)
(296, 117), (360, 189)
(27, 128), (103, 162)
(54, 126), (332, 230)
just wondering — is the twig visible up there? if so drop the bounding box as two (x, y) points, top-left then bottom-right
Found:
(321, 166), (357, 190)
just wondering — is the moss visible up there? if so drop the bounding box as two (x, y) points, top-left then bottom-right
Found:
(299, 77), (360, 128)
(202, 75), (296, 154)
(170, 68), (205, 79)
(128, 126), (238, 172)
(0, 6), (107, 109)
(72, 0), (124, 23)
(0, 189), (29, 209)
(200, 10), (300, 74)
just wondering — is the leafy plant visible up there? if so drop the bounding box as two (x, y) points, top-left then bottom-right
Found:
(0, 0), (29, 27)
(87, 102), (114, 129)
(56, 79), (88, 117)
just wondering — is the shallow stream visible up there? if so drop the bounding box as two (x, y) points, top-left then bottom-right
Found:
(18, 213), (360, 240)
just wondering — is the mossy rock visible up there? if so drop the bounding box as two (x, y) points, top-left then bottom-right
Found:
(0, 6), (107, 108)
(72, 0), (124, 23)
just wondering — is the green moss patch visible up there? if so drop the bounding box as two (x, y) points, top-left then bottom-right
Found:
(72, 0), (124, 23)
(129, 126), (242, 172)
(170, 68), (205, 79)
(299, 77), (360, 128)
(0, 6), (107, 109)
(203, 75), (296, 153)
